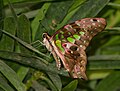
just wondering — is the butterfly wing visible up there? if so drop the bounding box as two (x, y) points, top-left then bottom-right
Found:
(43, 18), (106, 80)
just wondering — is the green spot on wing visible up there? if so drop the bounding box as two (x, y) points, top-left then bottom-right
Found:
(55, 40), (64, 52)
(73, 34), (81, 40)
(79, 31), (85, 35)
(55, 34), (59, 40)
(61, 35), (64, 39)
(67, 37), (75, 43)
(68, 32), (71, 35)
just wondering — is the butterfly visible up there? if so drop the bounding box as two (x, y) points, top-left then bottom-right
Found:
(43, 18), (106, 80)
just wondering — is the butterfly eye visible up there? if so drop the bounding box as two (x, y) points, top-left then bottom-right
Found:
(42, 33), (47, 38)
(70, 46), (78, 51)
(43, 33), (51, 38)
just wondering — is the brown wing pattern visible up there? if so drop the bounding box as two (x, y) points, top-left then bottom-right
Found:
(43, 18), (106, 80)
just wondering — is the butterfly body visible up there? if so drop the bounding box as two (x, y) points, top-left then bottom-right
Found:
(43, 18), (106, 80)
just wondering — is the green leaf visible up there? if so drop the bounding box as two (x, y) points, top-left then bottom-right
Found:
(47, 72), (62, 91)
(15, 14), (30, 82)
(7, 0), (18, 23)
(40, 75), (58, 91)
(87, 70), (113, 80)
(32, 81), (49, 91)
(62, 80), (78, 91)
(31, 3), (51, 41)
(17, 14), (31, 52)
(0, 76), (14, 91)
(88, 55), (120, 70)
(56, 0), (86, 30)
(68, 0), (86, 12)
(0, 50), (68, 77)
(69, 0), (110, 22)
(17, 66), (29, 81)
(35, 0), (74, 41)
(2, 30), (50, 62)
(95, 71), (120, 91)
(0, 60), (26, 91)
(0, 17), (16, 51)
(4, 0), (59, 6)
(0, 0), (4, 37)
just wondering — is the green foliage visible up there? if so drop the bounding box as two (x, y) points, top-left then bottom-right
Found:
(0, 0), (120, 91)
(62, 80), (78, 91)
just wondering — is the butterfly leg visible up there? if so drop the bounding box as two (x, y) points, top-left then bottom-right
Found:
(56, 57), (61, 70)
(51, 50), (61, 70)
(30, 40), (45, 48)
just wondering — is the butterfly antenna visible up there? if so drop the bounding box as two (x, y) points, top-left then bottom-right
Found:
(30, 20), (48, 48)
(31, 40), (45, 48)
(31, 20), (47, 47)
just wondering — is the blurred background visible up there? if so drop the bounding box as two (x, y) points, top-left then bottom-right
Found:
(0, 0), (120, 91)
